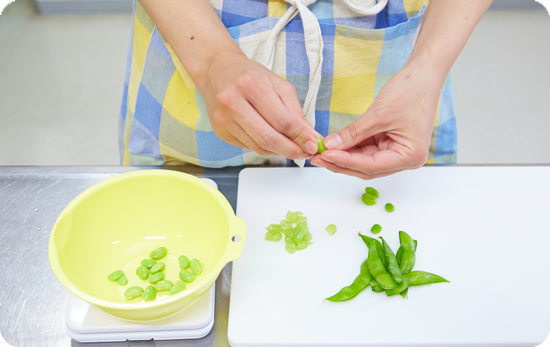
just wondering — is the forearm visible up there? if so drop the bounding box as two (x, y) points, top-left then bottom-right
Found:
(138, 0), (246, 90)
(405, 0), (493, 82)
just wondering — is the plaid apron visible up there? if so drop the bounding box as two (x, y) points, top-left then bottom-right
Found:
(119, 0), (457, 167)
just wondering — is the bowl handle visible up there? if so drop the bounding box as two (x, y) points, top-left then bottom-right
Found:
(224, 217), (246, 262)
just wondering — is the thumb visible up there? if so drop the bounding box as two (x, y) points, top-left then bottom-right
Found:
(323, 110), (386, 151)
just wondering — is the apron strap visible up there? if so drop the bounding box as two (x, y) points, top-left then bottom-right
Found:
(260, 0), (387, 167)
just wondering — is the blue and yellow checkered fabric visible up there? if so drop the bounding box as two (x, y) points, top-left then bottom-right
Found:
(119, 0), (457, 167)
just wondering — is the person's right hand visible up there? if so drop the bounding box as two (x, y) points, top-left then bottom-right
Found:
(200, 52), (320, 159)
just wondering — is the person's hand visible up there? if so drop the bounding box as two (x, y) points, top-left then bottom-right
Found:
(311, 61), (445, 179)
(201, 51), (320, 159)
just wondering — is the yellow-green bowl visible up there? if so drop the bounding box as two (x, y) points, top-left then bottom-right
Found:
(48, 170), (245, 321)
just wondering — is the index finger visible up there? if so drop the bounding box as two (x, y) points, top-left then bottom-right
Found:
(248, 81), (320, 155)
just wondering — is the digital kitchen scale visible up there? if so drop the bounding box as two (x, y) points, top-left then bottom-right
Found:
(66, 178), (219, 343)
(66, 283), (215, 343)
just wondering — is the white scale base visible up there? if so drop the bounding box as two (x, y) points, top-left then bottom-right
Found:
(66, 283), (215, 343)
(65, 177), (218, 343)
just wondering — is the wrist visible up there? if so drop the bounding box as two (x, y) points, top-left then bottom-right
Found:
(402, 49), (449, 90)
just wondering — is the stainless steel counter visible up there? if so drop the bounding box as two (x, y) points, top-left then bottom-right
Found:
(0, 166), (245, 347)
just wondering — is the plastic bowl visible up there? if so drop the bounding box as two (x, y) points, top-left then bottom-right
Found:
(48, 170), (245, 321)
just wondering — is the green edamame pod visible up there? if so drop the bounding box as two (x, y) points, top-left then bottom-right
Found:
(141, 259), (156, 269)
(396, 240), (417, 266)
(398, 231), (416, 274)
(370, 278), (384, 292)
(326, 259), (371, 302)
(380, 237), (403, 284)
(124, 286), (143, 300)
(149, 272), (164, 284)
(400, 288), (409, 299)
(406, 271), (450, 286)
(150, 262), (165, 274)
(367, 240), (396, 290)
(155, 280), (173, 291)
(169, 281), (185, 295)
(358, 234), (387, 269)
(179, 270), (195, 283)
(179, 255), (190, 269)
(116, 275), (128, 286)
(385, 276), (409, 296)
(190, 259), (203, 275)
(136, 266), (149, 280)
(149, 247), (167, 260)
(107, 270), (124, 281)
(144, 285), (156, 301)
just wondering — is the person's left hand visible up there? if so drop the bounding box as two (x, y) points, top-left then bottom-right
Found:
(310, 61), (445, 180)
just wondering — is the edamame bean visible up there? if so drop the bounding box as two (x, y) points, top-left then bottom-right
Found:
(367, 240), (396, 290)
(155, 280), (174, 291)
(141, 259), (156, 269)
(150, 262), (165, 274)
(326, 259), (371, 302)
(380, 237), (402, 284)
(107, 270), (124, 281)
(124, 286), (143, 300)
(190, 259), (203, 275)
(370, 224), (382, 234)
(292, 225), (306, 243)
(406, 271), (449, 286)
(144, 285), (156, 301)
(149, 272), (164, 284)
(149, 247), (167, 260)
(265, 231), (282, 241)
(179, 270), (195, 283)
(116, 275), (128, 286)
(136, 266), (149, 280)
(325, 224), (337, 236)
(398, 231), (416, 274)
(317, 137), (326, 154)
(361, 193), (377, 206)
(169, 281), (185, 295)
(365, 187), (380, 198)
(385, 203), (395, 212)
(179, 255), (190, 269)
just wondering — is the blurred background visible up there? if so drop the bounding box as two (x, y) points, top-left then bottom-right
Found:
(0, 0), (548, 166)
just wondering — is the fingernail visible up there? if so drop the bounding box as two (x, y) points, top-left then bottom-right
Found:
(305, 141), (318, 155)
(299, 153), (311, 160)
(324, 134), (342, 150)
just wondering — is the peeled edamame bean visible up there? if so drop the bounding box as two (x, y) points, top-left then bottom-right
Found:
(150, 262), (165, 274)
(365, 187), (380, 198)
(141, 259), (156, 269)
(179, 270), (195, 283)
(370, 224), (382, 234)
(190, 259), (203, 275)
(385, 203), (395, 212)
(144, 285), (156, 301)
(325, 224), (337, 236)
(317, 137), (327, 154)
(116, 275), (128, 286)
(265, 231), (282, 241)
(136, 266), (149, 280)
(155, 280), (174, 291)
(107, 270), (124, 281)
(149, 247), (167, 260)
(149, 272), (164, 284)
(292, 225), (306, 243)
(179, 255), (190, 269)
(169, 281), (185, 295)
(361, 193), (377, 206)
(124, 286), (143, 300)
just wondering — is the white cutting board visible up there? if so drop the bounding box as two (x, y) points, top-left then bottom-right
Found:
(228, 167), (550, 347)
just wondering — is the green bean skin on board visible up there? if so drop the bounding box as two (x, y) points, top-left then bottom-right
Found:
(325, 260), (371, 302)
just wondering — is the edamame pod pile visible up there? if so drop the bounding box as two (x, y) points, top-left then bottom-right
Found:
(326, 231), (449, 302)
